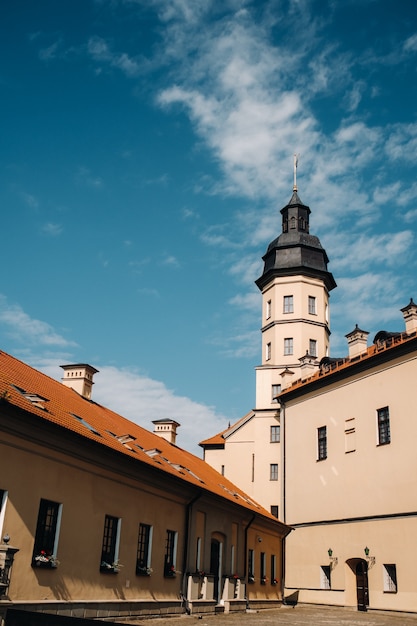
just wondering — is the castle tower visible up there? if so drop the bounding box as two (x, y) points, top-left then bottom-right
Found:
(254, 163), (336, 404)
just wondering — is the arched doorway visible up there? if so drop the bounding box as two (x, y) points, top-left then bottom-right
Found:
(355, 560), (369, 611)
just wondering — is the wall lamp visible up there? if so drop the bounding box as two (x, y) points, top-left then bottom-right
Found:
(364, 546), (376, 568)
(328, 548), (338, 568)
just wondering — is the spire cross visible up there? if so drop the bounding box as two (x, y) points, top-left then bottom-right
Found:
(293, 153), (299, 192)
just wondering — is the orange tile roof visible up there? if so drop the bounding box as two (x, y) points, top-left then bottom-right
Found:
(0, 350), (281, 524)
(199, 411), (254, 447)
(280, 330), (417, 397)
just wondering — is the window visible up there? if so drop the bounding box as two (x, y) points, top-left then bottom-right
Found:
(345, 418), (356, 453)
(271, 554), (277, 584)
(100, 515), (121, 572)
(309, 339), (317, 357)
(164, 529), (178, 577)
(32, 499), (62, 568)
(270, 463), (278, 481)
(221, 464), (225, 476)
(271, 384), (281, 403)
(317, 426), (327, 461)
(266, 299), (271, 320)
(265, 342), (271, 361)
(383, 564), (397, 593)
(284, 338), (293, 355)
(320, 565), (331, 589)
(260, 552), (266, 583)
(270, 506), (279, 519)
(270, 425), (280, 443)
(283, 295), (293, 313)
(136, 523), (152, 575)
(248, 549), (255, 582)
(377, 406), (391, 445)
(308, 296), (316, 315)
(0, 490), (7, 539)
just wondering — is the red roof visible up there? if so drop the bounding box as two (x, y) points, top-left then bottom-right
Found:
(0, 350), (281, 523)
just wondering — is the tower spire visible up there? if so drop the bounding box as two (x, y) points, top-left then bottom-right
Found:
(293, 153), (299, 192)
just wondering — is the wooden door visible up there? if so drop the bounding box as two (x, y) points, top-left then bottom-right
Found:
(356, 560), (369, 611)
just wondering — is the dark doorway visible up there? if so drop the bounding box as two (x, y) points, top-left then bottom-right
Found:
(356, 560), (369, 611)
(210, 538), (220, 602)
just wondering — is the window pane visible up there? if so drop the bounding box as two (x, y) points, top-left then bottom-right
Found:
(320, 565), (331, 589)
(270, 463), (278, 480)
(377, 407), (391, 445)
(308, 296), (316, 315)
(318, 426), (327, 460)
(309, 339), (317, 357)
(270, 425), (280, 442)
(32, 499), (60, 566)
(284, 338), (293, 355)
(383, 564), (397, 592)
(137, 523), (152, 575)
(101, 515), (119, 570)
(283, 296), (293, 313)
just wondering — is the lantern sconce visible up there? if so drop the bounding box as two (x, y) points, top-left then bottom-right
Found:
(364, 546), (375, 568)
(328, 548), (338, 568)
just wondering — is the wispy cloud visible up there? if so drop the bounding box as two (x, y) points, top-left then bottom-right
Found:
(87, 36), (142, 77)
(0, 295), (76, 348)
(41, 222), (63, 236)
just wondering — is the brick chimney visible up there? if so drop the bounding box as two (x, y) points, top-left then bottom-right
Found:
(401, 298), (417, 334)
(152, 419), (180, 445)
(345, 325), (369, 358)
(60, 364), (99, 400)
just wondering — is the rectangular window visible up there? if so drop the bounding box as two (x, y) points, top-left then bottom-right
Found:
(320, 565), (331, 589)
(260, 552), (266, 582)
(309, 339), (317, 357)
(283, 295), (293, 313)
(271, 554), (277, 584)
(284, 338), (293, 355)
(32, 499), (62, 568)
(136, 523), (153, 575)
(251, 453), (255, 482)
(308, 296), (316, 315)
(270, 463), (278, 481)
(270, 505), (279, 518)
(266, 299), (271, 320)
(377, 406), (391, 445)
(100, 514), (121, 572)
(317, 426), (327, 461)
(270, 425), (280, 443)
(271, 384), (281, 403)
(383, 564), (397, 593)
(221, 464), (225, 476)
(164, 529), (178, 577)
(345, 418), (356, 453)
(265, 342), (271, 361)
(196, 537), (202, 572)
(248, 549), (254, 581)
(0, 490), (7, 539)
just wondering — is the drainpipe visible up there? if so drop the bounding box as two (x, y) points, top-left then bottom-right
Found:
(279, 399), (287, 604)
(182, 490), (203, 612)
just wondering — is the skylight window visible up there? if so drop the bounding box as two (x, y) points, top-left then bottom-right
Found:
(145, 448), (162, 458)
(11, 385), (49, 410)
(71, 414), (101, 436)
(116, 434), (136, 444)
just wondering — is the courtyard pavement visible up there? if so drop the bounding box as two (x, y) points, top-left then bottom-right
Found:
(125, 605), (417, 626)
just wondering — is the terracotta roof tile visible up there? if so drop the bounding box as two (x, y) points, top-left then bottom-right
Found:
(0, 350), (280, 523)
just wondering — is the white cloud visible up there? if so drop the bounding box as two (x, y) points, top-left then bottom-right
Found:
(87, 36), (141, 77)
(0, 296), (77, 348)
(42, 222), (63, 236)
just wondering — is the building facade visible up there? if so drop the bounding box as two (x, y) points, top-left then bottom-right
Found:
(201, 185), (417, 613)
(0, 351), (290, 625)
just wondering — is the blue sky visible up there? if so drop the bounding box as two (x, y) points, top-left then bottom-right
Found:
(1, 0), (417, 454)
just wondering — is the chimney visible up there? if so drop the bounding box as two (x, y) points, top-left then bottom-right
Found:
(280, 367), (295, 390)
(299, 350), (318, 380)
(401, 298), (417, 334)
(152, 419), (180, 445)
(345, 325), (369, 358)
(60, 364), (99, 400)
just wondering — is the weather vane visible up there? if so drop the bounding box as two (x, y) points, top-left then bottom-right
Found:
(293, 153), (299, 192)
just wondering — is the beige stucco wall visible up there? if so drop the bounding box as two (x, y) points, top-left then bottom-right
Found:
(283, 351), (417, 612)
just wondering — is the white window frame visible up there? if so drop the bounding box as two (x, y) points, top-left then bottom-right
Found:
(269, 463), (278, 481)
(383, 564), (397, 593)
(283, 295), (293, 314)
(284, 338), (293, 355)
(266, 299), (271, 320)
(308, 296), (316, 315)
(266, 342), (271, 361)
(309, 339), (317, 357)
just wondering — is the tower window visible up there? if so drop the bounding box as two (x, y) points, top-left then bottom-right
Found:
(283, 295), (293, 313)
(266, 300), (271, 320)
(309, 339), (317, 357)
(269, 464), (278, 481)
(308, 296), (316, 315)
(377, 407), (391, 445)
(271, 384), (281, 403)
(317, 426), (327, 461)
(284, 338), (293, 355)
(270, 425), (280, 442)
(266, 342), (272, 361)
